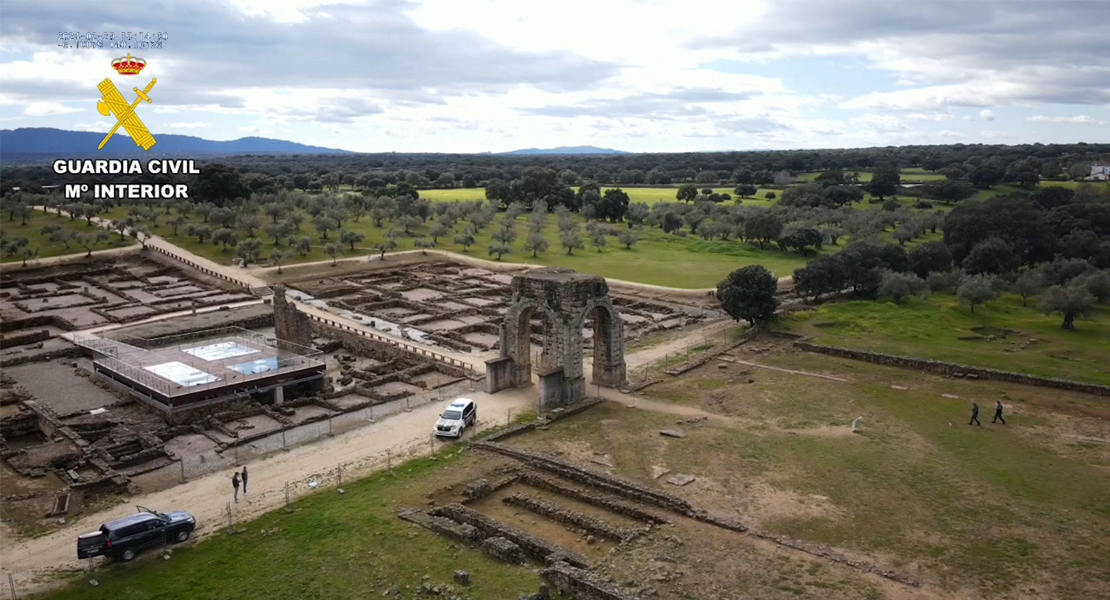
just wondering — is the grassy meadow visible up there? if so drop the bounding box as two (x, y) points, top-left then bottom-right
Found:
(1, 210), (129, 263)
(515, 351), (1110, 599)
(100, 202), (826, 288)
(42, 452), (550, 600)
(780, 292), (1110, 385)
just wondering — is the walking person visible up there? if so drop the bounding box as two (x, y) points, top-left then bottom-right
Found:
(232, 471), (240, 504)
(992, 400), (1006, 425)
(969, 402), (981, 426)
(241, 466), (248, 496)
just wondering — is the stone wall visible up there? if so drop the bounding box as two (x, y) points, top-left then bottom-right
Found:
(515, 470), (669, 525)
(794, 341), (1110, 397)
(484, 398), (606, 443)
(0, 330), (50, 350)
(273, 285), (313, 348)
(0, 314), (78, 333)
(473, 442), (692, 514)
(480, 443), (920, 587)
(398, 509), (481, 544)
(432, 502), (588, 568)
(0, 345), (83, 368)
(480, 536), (527, 565)
(484, 356), (514, 394)
(503, 492), (645, 542)
(541, 561), (643, 600)
(313, 320), (469, 379)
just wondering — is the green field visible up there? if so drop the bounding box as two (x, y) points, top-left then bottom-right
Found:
(419, 186), (780, 207)
(565, 351), (1110, 599)
(42, 452), (551, 600)
(780, 292), (1110, 384)
(1, 210), (128, 263)
(101, 205), (822, 288)
(795, 168), (948, 184)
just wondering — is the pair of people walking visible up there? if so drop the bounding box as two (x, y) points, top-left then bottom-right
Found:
(231, 466), (249, 503)
(969, 401), (1005, 426)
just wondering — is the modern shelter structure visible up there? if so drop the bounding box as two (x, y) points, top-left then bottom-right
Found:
(485, 268), (627, 407)
(73, 327), (325, 417)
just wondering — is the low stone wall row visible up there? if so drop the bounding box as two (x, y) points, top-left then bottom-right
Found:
(305, 312), (474, 376)
(516, 469), (669, 526)
(398, 509), (480, 544)
(432, 502), (589, 569)
(480, 536), (527, 565)
(473, 441), (692, 514)
(0, 313), (78, 334)
(483, 397), (606, 443)
(398, 508), (528, 565)
(745, 527), (920, 588)
(503, 492), (646, 542)
(0, 329), (50, 349)
(794, 341), (1110, 397)
(0, 345), (83, 368)
(541, 561), (644, 600)
(481, 444), (920, 588)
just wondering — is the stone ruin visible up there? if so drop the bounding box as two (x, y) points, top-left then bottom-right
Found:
(486, 268), (627, 408)
(273, 284), (313, 348)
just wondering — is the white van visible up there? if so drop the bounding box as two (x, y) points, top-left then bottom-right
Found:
(434, 398), (477, 438)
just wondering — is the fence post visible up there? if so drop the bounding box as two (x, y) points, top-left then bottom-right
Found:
(387, 449), (393, 475)
(282, 428), (287, 450)
(506, 408), (512, 426)
(284, 482), (290, 511)
(86, 558), (98, 587)
(8, 572), (18, 599)
(179, 459), (186, 484)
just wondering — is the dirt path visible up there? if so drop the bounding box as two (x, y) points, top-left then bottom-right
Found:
(2, 243), (142, 270)
(718, 356), (849, 382)
(624, 319), (737, 371)
(0, 387), (538, 597)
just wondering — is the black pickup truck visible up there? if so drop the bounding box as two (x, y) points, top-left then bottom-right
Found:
(77, 506), (197, 562)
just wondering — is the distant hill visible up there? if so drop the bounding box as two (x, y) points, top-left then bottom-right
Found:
(501, 145), (629, 155)
(0, 128), (351, 157)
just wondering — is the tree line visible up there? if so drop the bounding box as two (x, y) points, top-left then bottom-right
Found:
(3, 142), (1108, 196)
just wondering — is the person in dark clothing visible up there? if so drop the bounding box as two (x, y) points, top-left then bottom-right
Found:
(969, 402), (981, 426)
(232, 472), (240, 503)
(992, 400), (1006, 425)
(241, 466), (248, 495)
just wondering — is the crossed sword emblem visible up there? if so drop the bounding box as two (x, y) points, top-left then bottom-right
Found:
(96, 78), (158, 151)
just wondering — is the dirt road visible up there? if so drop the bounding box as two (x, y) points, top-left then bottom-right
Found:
(0, 386), (538, 597)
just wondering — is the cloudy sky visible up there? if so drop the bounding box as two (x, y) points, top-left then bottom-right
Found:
(1, 0), (1108, 153)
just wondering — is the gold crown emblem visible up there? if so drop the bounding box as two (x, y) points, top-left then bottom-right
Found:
(112, 53), (147, 76)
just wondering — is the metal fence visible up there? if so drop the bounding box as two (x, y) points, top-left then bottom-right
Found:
(135, 379), (481, 490)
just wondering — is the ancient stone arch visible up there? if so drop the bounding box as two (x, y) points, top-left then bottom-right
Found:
(485, 268), (627, 408)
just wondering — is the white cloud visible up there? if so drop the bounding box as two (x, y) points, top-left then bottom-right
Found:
(72, 121), (112, 132)
(168, 121), (212, 129)
(0, 0), (1107, 151)
(22, 101), (81, 116)
(1027, 115), (1106, 125)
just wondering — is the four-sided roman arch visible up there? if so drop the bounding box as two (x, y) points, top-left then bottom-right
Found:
(485, 268), (627, 408)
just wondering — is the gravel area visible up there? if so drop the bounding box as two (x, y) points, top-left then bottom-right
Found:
(4, 362), (125, 414)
